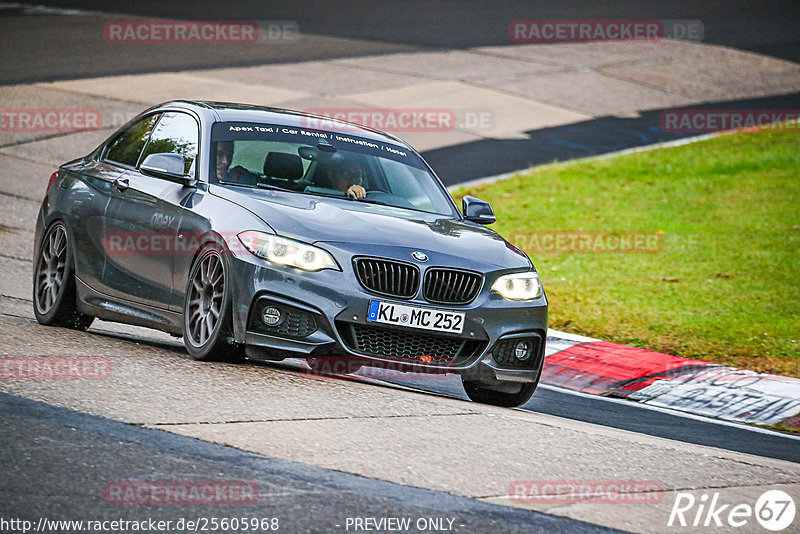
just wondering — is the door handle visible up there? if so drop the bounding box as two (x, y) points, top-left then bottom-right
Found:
(114, 177), (129, 192)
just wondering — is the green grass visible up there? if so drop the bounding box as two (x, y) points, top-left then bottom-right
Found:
(452, 126), (800, 376)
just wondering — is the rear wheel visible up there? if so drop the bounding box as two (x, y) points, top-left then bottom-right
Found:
(182, 244), (244, 363)
(33, 222), (94, 330)
(462, 379), (538, 408)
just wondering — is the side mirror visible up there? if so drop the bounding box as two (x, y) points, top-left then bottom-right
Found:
(462, 195), (496, 225)
(140, 153), (195, 187)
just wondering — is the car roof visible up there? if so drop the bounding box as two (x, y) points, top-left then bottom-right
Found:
(153, 100), (411, 148)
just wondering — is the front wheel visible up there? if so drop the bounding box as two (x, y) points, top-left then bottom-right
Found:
(462, 379), (538, 408)
(182, 244), (244, 363)
(33, 222), (94, 330)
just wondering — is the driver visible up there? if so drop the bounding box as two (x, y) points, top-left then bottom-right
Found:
(215, 141), (234, 180)
(332, 162), (367, 199)
(214, 141), (258, 185)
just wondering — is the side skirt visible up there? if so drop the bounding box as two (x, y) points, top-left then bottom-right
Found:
(75, 276), (183, 335)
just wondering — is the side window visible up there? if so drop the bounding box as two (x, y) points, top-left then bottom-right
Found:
(139, 112), (199, 175)
(105, 113), (161, 167)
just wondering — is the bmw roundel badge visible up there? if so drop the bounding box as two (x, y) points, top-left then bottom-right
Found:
(412, 251), (428, 262)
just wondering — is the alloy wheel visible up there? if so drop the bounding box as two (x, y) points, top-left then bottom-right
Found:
(186, 252), (225, 346)
(35, 224), (67, 314)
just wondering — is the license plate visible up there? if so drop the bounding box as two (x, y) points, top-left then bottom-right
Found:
(367, 300), (465, 334)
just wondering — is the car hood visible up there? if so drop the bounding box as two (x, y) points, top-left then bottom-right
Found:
(213, 185), (531, 270)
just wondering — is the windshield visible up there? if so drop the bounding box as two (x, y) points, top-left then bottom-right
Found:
(210, 121), (458, 217)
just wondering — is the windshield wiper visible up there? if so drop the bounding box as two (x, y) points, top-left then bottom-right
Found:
(355, 197), (430, 213)
(218, 180), (292, 192)
(255, 183), (293, 192)
(354, 198), (392, 207)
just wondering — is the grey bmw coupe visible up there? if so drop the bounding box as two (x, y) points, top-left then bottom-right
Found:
(33, 101), (548, 407)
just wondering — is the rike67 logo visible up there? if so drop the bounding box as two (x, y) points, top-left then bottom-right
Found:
(669, 490), (795, 531)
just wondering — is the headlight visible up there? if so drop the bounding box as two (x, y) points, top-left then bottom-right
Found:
(491, 272), (542, 300)
(237, 231), (339, 272)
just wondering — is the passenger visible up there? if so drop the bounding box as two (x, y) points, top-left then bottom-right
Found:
(332, 162), (367, 199)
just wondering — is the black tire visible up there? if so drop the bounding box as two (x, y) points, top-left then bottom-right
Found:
(182, 244), (245, 363)
(33, 222), (94, 331)
(462, 379), (538, 408)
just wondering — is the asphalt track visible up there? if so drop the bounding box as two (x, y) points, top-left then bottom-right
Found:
(2, 0), (800, 84)
(387, 378), (800, 463)
(281, 359), (800, 464)
(0, 392), (619, 534)
(2, 2), (800, 532)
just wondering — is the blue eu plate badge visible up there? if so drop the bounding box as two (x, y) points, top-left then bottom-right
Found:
(368, 300), (380, 321)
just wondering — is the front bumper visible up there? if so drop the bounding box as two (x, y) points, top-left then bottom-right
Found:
(226, 243), (548, 383)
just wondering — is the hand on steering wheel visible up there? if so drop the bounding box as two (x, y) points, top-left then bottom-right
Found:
(347, 184), (367, 199)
